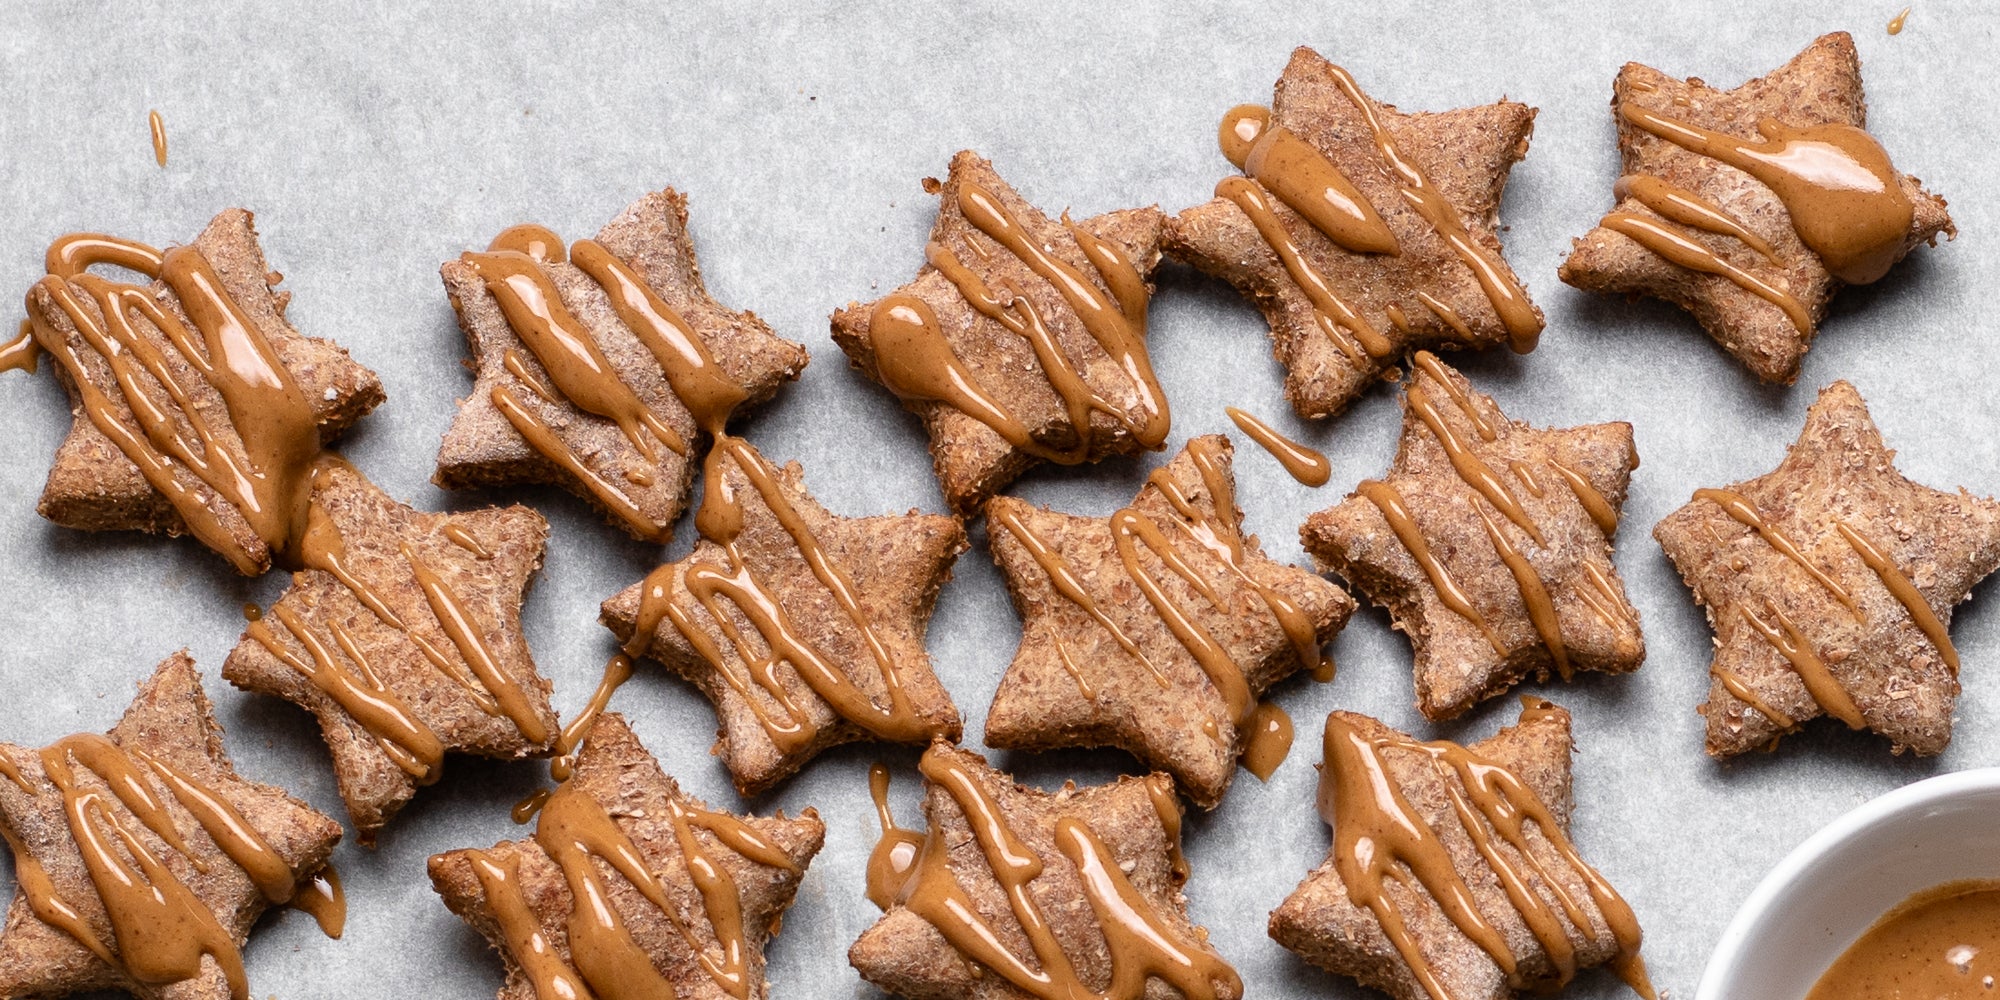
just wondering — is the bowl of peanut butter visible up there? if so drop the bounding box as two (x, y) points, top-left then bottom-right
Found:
(1698, 768), (2000, 1000)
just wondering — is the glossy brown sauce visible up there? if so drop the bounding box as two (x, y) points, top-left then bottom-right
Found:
(1600, 213), (1812, 333)
(1614, 174), (1779, 263)
(1225, 406), (1331, 486)
(1318, 704), (1654, 999)
(1219, 105), (1399, 256)
(0, 320), (38, 374)
(870, 748), (1241, 999)
(149, 110), (167, 167)
(1805, 880), (2000, 999)
(1888, 6), (1913, 34)
(865, 762), (923, 910)
(1618, 98), (1915, 284)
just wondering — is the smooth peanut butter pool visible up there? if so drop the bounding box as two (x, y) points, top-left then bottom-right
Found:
(1805, 880), (2000, 999)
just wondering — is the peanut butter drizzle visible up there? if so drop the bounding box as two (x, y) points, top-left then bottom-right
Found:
(1324, 66), (1542, 353)
(1888, 5), (1912, 34)
(0, 320), (40, 373)
(1357, 479), (1507, 655)
(35, 735), (251, 999)
(1694, 488), (1859, 614)
(1218, 105), (1401, 256)
(1619, 101), (1915, 284)
(668, 437), (936, 752)
(1600, 213), (1812, 333)
(1225, 406), (1331, 486)
(148, 110), (167, 167)
(32, 234), (324, 575)
(1240, 702), (1294, 781)
(1548, 460), (1620, 534)
(1613, 175), (1780, 263)
(1216, 175), (1392, 362)
(1411, 351), (1497, 441)
(1510, 460), (1546, 497)
(553, 564), (681, 783)
(401, 542), (551, 745)
(1837, 521), (1960, 675)
(1142, 774), (1190, 880)
(478, 779), (756, 1000)
(491, 385), (663, 539)
(1741, 600), (1865, 728)
(248, 603), (445, 781)
(1711, 664), (1797, 728)
(1477, 506), (1572, 681)
(443, 524), (493, 559)
(1055, 637), (1099, 700)
(866, 763), (924, 910)
(889, 749), (1241, 1000)
(867, 292), (1043, 455)
(294, 868), (346, 938)
(568, 237), (747, 433)
(1319, 710), (1654, 1000)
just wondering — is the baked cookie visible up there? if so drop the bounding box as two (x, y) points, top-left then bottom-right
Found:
(0, 654), (344, 1000)
(601, 435), (965, 796)
(430, 713), (822, 1000)
(20, 213), (384, 574)
(852, 742), (1241, 1000)
(985, 435), (1353, 808)
(1272, 701), (1654, 1000)
(223, 457), (557, 842)
(438, 189), (809, 542)
(1655, 381), (2000, 756)
(1301, 353), (1644, 720)
(1166, 46), (1543, 420)
(831, 151), (1170, 514)
(1559, 32), (1953, 384)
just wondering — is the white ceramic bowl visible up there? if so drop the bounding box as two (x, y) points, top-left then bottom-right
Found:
(1697, 768), (2000, 1000)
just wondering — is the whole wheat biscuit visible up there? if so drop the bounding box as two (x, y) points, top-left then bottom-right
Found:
(1166, 46), (1542, 420)
(21, 210), (384, 575)
(831, 151), (1170, 515)
(1655, 381), (2000, 756)
(223, 458), (556, 843)
(0, 654), (343, 1000)
(437, 189), (809, 542)
(1301, 354), (1644, 720)
(1559, 32), (1952, 384)
(984, 435), (1353, 808)
(430, 713), (823, 1000)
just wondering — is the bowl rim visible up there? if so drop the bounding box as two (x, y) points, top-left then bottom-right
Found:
(1695, 766), (2000, 1000)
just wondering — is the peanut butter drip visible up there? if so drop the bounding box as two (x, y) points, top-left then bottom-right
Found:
(0, 320), (39, 373)
(1321, 69), (1542, 353)
(1002, 438), (1322, 772)
(875, 748), (1241, 1000)
(899, 180), (1168, 463)
(148, 110), (167, 167)
(865, 762), (923, 910)
(29, 233), (325, 574)
(469, 777), (776, 1000)
(1219, 105), (1400, 256)
(1694, 488), (1859, 613)
(1318, 709), (1654, 1000)
(551, 564), (679, 781)
(1739, 600), (1865, 729)
(664, 436), (939, 752)
(1618, 98), (1916, 284)
(8, 735), (339, 999)
(1613, 175), (1780, 263)
(465, 223), (749, 541)
(1226, 406), (1327, 488)
(1368, 356), (1571, 674)
(1599, 212), (1812, 333)
(1888, 6), (1912, 34)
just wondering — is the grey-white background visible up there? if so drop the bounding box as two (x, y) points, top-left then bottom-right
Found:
(0, 2), (1991, 998)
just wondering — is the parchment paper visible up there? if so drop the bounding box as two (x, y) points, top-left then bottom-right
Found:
(0, 2), (1992, 997)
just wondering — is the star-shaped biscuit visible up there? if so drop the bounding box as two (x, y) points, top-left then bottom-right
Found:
(984, 434), (1354, 808)
(22, 210), (385, 574)
(831, 151), (1171, 515)
(851, 742), (1241, 1000)
(438, 188), (810, 542)
(429, 712), (823, 1000)
(1300, 353), (1644, 720)
(0, 653), (343, 1000)
(1165, 46), (1543, 420)
(223, 457), (558, 842)
(1272, 702), (1654, 1000)
(1559, 32), (1953, 384)
(602, 436), (966, 796)
(1655, 380), (2000, 757)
